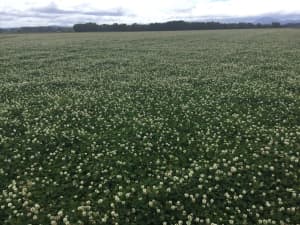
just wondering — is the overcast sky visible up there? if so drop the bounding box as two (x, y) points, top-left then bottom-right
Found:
(1, 0), (300, 27)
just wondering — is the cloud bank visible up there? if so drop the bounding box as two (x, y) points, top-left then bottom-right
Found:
(0, 0), (300, 27)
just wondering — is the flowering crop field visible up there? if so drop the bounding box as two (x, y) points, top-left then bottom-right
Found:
(0, 29), (300, 225)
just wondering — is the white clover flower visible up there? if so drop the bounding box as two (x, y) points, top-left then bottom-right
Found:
(63, 217), (69, 224)
(265, 201), (271, 207)
(148, 201), (154, 207)
(230, 167), (237, 173)
(114, 196), (120, 202)
(101, 216), (108, 223)
(142, 188), (147, 194)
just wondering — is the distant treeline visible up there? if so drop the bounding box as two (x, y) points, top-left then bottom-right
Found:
(1, 21), (299, 33)
(0, 26), (73, 33)
(73, 21), (284, 32)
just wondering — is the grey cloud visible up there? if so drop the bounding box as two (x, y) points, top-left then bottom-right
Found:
(0, 2), (131, 27)
(173, 7), (195, 14)
(168, 12), (300, 24)
(31, 2), (126, 17)
(0, 2), (127, 22)
(1, 10), (59, 19)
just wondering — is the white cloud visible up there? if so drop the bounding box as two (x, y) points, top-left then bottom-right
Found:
(0, 0), (300, 27)
(192, 0), (300, 17)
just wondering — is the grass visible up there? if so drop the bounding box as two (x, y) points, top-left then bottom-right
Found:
(0, 29), (300, 225)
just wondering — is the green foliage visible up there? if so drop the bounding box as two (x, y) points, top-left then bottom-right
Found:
(72, 21), (276, 32)
(0, 29), (300, 225)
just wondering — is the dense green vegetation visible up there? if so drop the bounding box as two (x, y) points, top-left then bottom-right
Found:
(73, 21), (281, 32)
(0, 29), (299, 225)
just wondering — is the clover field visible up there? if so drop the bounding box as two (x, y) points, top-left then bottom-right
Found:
(0, 29), (300, 225)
